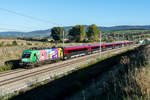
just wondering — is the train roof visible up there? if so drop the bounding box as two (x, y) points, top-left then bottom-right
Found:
(26, 47), (59, 50)
(63, 41), (132, 50)
(24, 41), (132, 51)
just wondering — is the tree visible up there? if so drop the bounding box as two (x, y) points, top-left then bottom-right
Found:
(68, 25), (86, 42)
(51, 27), (66, 42)
(87, 24), (100, 41)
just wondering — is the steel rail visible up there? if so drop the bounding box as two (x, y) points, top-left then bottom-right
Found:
(0, 46), (135, 87)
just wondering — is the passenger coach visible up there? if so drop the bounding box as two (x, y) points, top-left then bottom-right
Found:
(20, 41), (133, 67)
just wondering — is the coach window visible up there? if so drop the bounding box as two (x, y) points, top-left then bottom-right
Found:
(68, 48), (87, 53)
(92, 46), (99, 49)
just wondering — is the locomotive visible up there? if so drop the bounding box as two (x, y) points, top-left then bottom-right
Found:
(20, 41), (133, 67)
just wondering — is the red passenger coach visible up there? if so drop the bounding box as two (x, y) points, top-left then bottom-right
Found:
(63, 45), (90, 59)
(63, 41), (133, 59)
(89, 44), (102, 53)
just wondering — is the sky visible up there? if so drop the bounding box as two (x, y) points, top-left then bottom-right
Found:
(0, 0), (150, 32)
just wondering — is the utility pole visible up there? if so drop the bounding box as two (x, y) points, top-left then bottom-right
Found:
(118, 34), (120, 41)
(63, 29), (64, 48)
(123, 33), (124, 41)
(99, 31), (101, 58)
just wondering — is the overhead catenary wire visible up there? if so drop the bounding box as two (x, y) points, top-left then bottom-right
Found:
(0, 7), (60, 26)
(0, 7), (64, 33)
(0, 7), (65, 46)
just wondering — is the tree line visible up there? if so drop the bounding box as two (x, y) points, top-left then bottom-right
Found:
(51, 24), (100, 42)
(51, 25), (150, 43)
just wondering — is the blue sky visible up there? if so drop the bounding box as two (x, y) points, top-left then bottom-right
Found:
(0, 0), (150, 32)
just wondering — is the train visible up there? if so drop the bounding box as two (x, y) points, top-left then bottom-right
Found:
(20, 41), (133, 67)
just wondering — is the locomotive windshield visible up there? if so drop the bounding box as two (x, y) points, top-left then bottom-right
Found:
(22, 52), (31, 58)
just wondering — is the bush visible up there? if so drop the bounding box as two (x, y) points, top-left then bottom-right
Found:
(6, 43), (12, 46)
(21, 43), (24, 46)
(26, 42), (32, 45)
(12, 41), (18, 46)
(41, 38), (48, 42)
(0, 43), (2, 47)
(34, 43), (38, 45)
(102, 45), (149, 100)
(0, 64), (12, 72)
(0, 41), (5, 47)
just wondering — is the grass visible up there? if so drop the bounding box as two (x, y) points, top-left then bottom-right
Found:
(0, 39), (139, 99)
(1, 43), (148, 100)
(0, 47), (129, 99)
(97, 45), (150, 100)
(0, 93), (17, 100)
(0, 64), (12, 72)
(0, 38), (125, 72)
(0, 39), (92, 72)
(5, 46), (135, 100)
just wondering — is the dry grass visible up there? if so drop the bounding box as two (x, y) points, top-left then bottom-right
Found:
(0, 39), (90, 72)
(101, 45), (150, 100)
(0, 46), (27, 65)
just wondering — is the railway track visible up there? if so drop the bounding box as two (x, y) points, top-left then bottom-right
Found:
(0, 46), (129, 79)
(0, 45), (137, 96)
(0, 54), (99, 86)
(0, 69), (26, 78)
(0, 46), (135, 82)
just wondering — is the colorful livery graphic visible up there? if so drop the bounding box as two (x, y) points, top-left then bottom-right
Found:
(20, 48), (63, 66)
(20, 41), (133, 67)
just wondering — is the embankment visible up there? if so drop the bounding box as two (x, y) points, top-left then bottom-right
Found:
(10, 45), (148, 100)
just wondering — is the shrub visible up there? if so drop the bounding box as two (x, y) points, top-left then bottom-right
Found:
(0, 64), (12, 72)
(6, 43), (12, 46)
(12, 41), (18, 46)
(102, 45), (150, 100)
(21, 43), (24, 46)
(34, 43), (38, 45)
(26, 42), (32, 45)
(41, 38), (48, 42)
(0, 41), (4, 47)
(0, 43), (2, 47)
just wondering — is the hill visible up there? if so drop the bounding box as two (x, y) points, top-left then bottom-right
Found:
(0, 25), (150, 38)
(100, 25), (150, 31)
(0, 29), (51, 38)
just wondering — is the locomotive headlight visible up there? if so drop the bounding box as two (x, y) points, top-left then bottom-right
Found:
(22, 59), (27, 61)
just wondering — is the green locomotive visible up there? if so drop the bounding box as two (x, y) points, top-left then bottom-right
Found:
(20, 48), (63, 66)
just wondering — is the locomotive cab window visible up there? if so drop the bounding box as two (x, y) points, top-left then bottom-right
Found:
(22, 53), (31, 58)
(34, 54), (36, 56)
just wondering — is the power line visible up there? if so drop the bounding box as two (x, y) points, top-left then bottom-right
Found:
(0, 7), (61, 31)
(0, 7), (61, 26)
